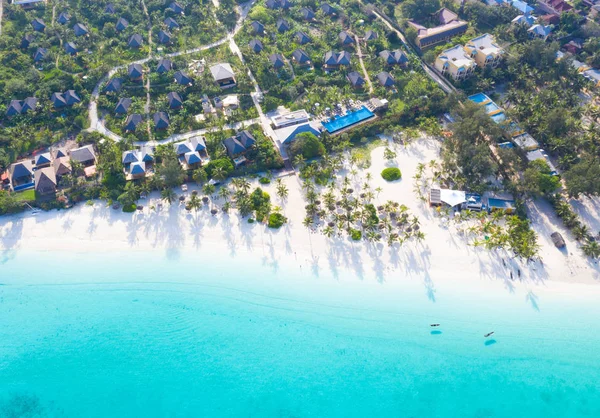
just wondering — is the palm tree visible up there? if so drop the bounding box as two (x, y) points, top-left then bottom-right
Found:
(275, 179), (288, 201)
(212, 166), (227, 182)
(293, 154), (305, 169)
(218, 186), (231, 202)
(161, 188), (177, 205)
(582, 240), (600, 258)
(202, 183), (216, 197)
(188, 193), (202, 212)
(302, 216), (314, 230)
(323, 226), (334, 238)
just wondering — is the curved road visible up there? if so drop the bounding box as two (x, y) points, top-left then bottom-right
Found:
(88, 1), (256, 142)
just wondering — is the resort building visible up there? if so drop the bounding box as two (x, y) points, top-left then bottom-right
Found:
(408, 8), (468, 49)
(347, 71), (365, 89)
(528, 24), (553, 40)
(34, 152), (52, 168)
(124, 114), (143, 132)
(274, 122), (322, 146)
(34, 167), (57, 195)
(223, 130), (256, 166)
(153, 112), (170, 130)
(8, 160), (34, 191)
(435, 45), (476, 80)
(173, 136), (209, 170)
(527, 149), (559, 175)
(379, 50), (409, 67)
(538, 0), (573, 15)
(53, 157), (72, 178)
(122, 147), (154, 180)
(210, 63), (236, 89)
(464, 34), (503, 68)
(271, 109), (310, 129)
(429, 188), (483, 211)
(6, 97), (37, 116)
(70, 144), (97, 177)
(512, 14), (537, 27)
(323, 51), (351, 69)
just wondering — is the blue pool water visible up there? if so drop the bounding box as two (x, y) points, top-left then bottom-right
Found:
(1, 249), (600, 417)
(491, 111), (507, 123)
(322, 106), (374, 133)
(484, 102), (500, 114)
(468, 92), (491, 104)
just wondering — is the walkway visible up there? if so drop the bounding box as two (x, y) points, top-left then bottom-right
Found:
(354, 34), (373, 94)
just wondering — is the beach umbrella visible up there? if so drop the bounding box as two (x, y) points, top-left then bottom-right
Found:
(179, 195), (185, 201)
(137, 205), (143, 211)
(211, 208), (218, 215)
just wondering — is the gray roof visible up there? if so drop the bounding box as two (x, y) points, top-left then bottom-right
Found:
(223, 137), (247, 156)
(364, 30), (378, 41)
(122, 150), (139, 164)
(347, 71), (365, 87)
(300, 7), (315, 20)
(295, 31), (311, 44)
(251, 21), (264, 34)
(174, 70), (192, 85)
(9, 160), (34, 180)
(153, 112), (169, 129)
(210, 63), (235, 81)
(33, 47), (48, 62)
(21, 34), (33, 48)
(379, 49), (408, 65)
(164, 17), (179, 29)
(51, 93), (67, 107)
(128, 63), (143, 78)
(105, 3), (116, 14)
(64, 90), (81, 105)
(124, 114), (143, 131)
(57, 12), (70, 25)
(157, 59), (172, 73)
(167, 92), (183, 108)
(324, 51), (350, 66)
(321, 3), (337, 15)
(116, 17), (129, 31)
(377, 71), (395, 87)
(339, 31), (354, 45)
(6, 100), (22, 116)
(22, 97), (37, 112)
(128, 34), (143, 48)
(292, 49), (310, 64)
(73, 23), (88, 36)
(105, 78), (123, 92)
(266, 0), (280, 9)
(277, 18), (290, 33)
(269, 53), (285, 69)
(70, 145), (96, 163)
(184, 151), (202, 165)
(32, 18), (46, 32)
(65, 42), (78, 55)
(158, 30), (172, 44)
(35, 152), (52, 166)
(34, 167), (57, 192)
(169, 2), (184, 13)
(249, 39), (263, 53)
(115, 98), (132, 114)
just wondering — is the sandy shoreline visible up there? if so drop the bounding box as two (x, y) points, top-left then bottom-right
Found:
(2, 138), (599, 293)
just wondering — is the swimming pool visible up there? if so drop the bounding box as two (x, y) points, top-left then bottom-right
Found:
(468, 93), (491, 104)
(484, 102), (500, 114)
(491, 112), (506, 124)
(322, 106), (375, 133)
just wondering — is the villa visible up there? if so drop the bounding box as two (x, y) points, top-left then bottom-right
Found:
(122, 147), (154, 180)
(376, 72), (395, 87)
(323, 51), (351, 69)
(277, 18), (290, 33)
(116, 17), (128, 31)
(249, 39), (263, 53)
(528, 24), (553, 40)
(128, 34), (144, 49)
(379, 50), (409, 67)
(512, 14), (537, 26)
(115, 98), (132, 114)
(269, 53), (285, 69)
(73, 23), (88, 37)
(429, 188), (483, 211)
(167, 92), (183, 109)
(33, 47), (48, 62)
(295, 31), (311, 44)
(157, 59), (172, 73)
(105, 78), (123, 93)
(271, 109), (310, 129)
(464, 34), (503, 68)
(408, 8), (468, 49)
(6, 97), (37, 116)
(164, 17), (179, 30)
(128, 63), (143, 80)
(34, 152), (52, 169)
(8, 160), (34, 191)
(223, 130), (256, 166)
(274, 122), (322, 146)
(173, 136), (209, 170)
(292, 49), (311, 67)
(153, 112), (170, 130)
(435, 45), (476, 80)
(158, 30), (172, 44)
(53, 157), (72, 177)
(347, 71), (365, 89)
(210, 63), (236, 89)
(364, 30), (378, 42)
(124, 114), (143, 132)
(339, 31), (354, 46)
(70, 144), (97, 177)
(34, 167), (57, 195)
(50, 90), (81, 108)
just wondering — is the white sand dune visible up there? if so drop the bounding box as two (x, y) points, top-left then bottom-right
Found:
(1, 138), (599, 293)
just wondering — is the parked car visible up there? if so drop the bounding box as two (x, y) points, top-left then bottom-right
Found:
(551, 232), (566, 249)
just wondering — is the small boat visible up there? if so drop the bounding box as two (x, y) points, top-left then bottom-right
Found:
(430, 324), (440, 327)
(484, 332), (495, 338)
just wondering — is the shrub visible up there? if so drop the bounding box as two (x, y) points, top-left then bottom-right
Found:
(381, 167), (402, 181)
(259, 177), (271, 184)
(350, 228), (362, 241)
(247, 218), (255, 223)
(205, 158), (234, 179)
(289, 132), (326, 159)
(122, 203), (137, 213)
(268, 212), (287, 228)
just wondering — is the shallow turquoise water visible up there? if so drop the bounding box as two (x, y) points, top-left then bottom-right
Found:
(1, 250), (599, 417)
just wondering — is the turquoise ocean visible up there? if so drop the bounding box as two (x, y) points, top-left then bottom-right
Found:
(1, 249), (599, 417)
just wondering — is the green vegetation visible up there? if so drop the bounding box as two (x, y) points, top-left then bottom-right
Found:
(381, 167), (401, 181)
(522, 160), (560, 197)
(259, 177), (271, 184)
(268, 212), (287, 228)
(350, 228), (362, 241)
(13, 189), (36, 202)
(289, 132), (326, 159)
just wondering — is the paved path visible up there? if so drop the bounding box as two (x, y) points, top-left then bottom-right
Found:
(87, 1), (256, 143)
(354, 34), (373, 94)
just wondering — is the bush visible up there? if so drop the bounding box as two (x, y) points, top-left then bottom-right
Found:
(122, 203), (137, 213)
(381, 167), (402, 181)
(259, 177), (271, 184)
(268, 212), (287, 228)
(350, 228), (362, 241)
(247, 218), (255, 223)
(289, 132), (326, 159)
(205, 158), (234, 179)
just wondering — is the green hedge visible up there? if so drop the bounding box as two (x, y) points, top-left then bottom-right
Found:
(268, 212), (287, 229)
(381, 167), (402, 181)
(122, 204), (137, 213)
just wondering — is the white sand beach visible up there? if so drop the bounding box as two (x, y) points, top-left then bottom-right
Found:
(1, 138), (599, 294)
